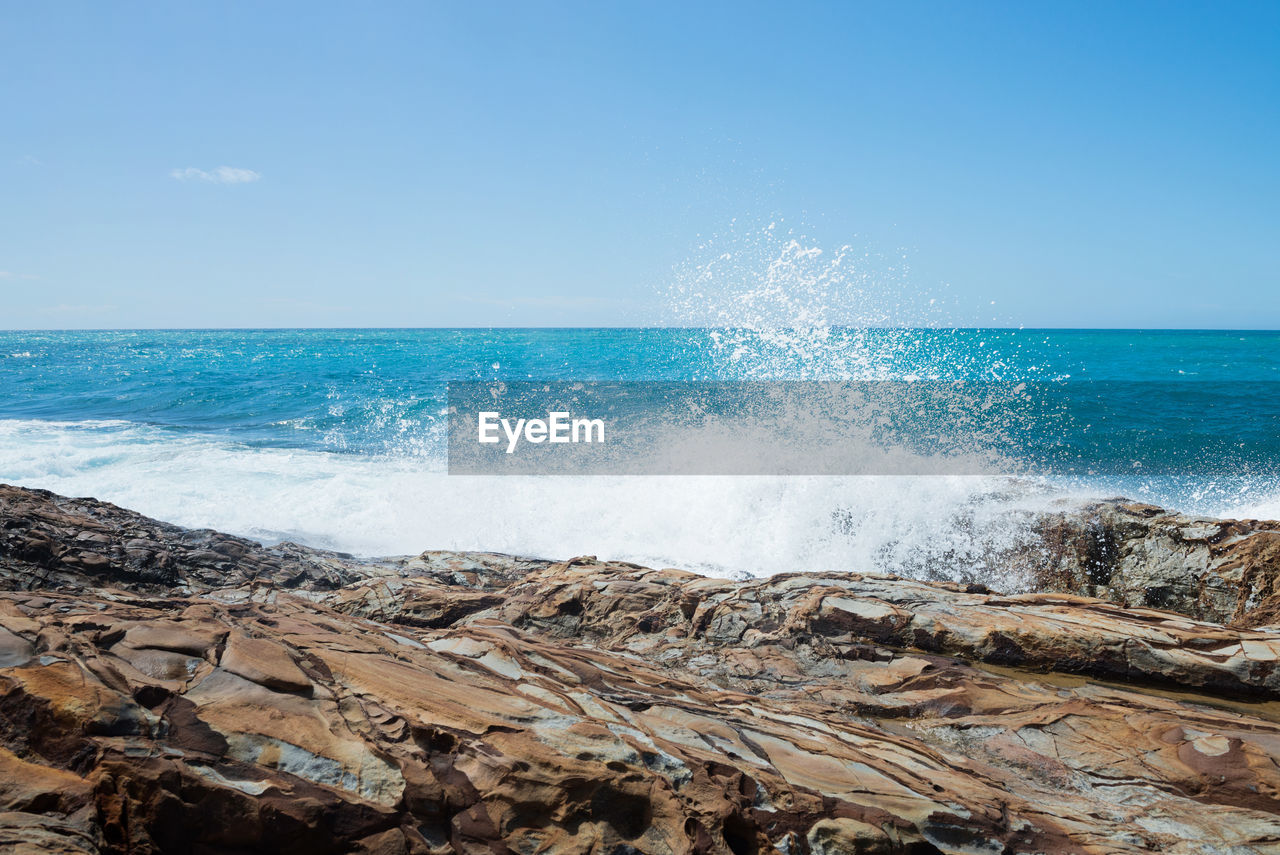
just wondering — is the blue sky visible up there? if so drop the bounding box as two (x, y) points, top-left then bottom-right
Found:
(2, 1), (1277, 329)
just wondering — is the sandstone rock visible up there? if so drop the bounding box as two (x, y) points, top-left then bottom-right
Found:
(120, 620), (223, 656)
(0, 626), (34, 669)
(3, 485), (1280, 853)
(218, 630), (312, 694)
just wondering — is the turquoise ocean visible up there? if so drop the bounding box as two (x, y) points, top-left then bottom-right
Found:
(2, 327), (1278, 584)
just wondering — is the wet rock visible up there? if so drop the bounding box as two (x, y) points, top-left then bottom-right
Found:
(0, 485), (373, 594)
(1022, 500), (1280, 627)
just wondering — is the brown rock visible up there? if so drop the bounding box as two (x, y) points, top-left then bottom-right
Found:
(3, 485), (1280, 853)
(120, 620), (223, 656)
(0, 626), (34, 669)
(218, 630), (313, 694)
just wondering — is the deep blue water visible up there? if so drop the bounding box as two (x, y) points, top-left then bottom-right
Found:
(1, 328), (1277, 578)
(4, 327), (1279, 446)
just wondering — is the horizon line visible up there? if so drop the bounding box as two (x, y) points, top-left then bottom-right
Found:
(3, 326), (1280, 334)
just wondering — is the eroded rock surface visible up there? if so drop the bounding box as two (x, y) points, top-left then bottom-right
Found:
(2, 485), (1280, 854)
(1022, 500), (1280, 628)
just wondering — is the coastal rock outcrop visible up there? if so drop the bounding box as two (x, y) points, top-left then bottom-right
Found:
(1022, 500), (1280, 628)
(0, 485), (551, 597)
(3, 484), (1280, 853)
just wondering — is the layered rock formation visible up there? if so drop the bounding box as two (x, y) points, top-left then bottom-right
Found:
(1021, 500), (1280, 628)
(3, 484), (1280, 854)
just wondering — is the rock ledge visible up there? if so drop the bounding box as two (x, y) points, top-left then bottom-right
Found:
(2, 484), (1280, 854)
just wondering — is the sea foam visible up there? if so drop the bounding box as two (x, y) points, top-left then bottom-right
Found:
(2, 224), (1275, 583)
(0, 417), (1073, 584)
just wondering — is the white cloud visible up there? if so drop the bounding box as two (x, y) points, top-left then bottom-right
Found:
(0, 271), (39, 281)
(170, 166), (261, 184)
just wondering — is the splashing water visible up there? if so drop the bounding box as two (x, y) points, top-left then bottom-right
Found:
(658, 219), (1073, 585)
(664, 219), (1047, 385)
(2, 223), (1275, 585)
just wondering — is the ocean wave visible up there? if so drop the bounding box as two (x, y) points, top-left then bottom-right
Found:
(0, 417), (1084, 584)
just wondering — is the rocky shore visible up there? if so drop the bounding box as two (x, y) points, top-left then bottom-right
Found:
(2, 484), (1280, 854)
